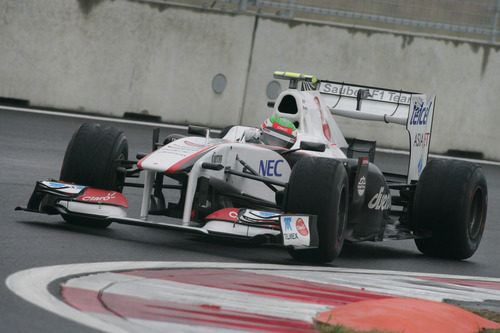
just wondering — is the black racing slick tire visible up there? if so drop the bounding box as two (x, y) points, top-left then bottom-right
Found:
(60, 123), (128, 191)
(59, 123), (128, 229)
(412, 159), (488, 259)
(285, 157), (348, 263)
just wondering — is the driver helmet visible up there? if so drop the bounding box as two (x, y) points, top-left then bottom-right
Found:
(260, 116), (297, 148)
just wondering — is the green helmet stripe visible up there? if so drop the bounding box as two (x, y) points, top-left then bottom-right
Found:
(269, 116), (296, 130)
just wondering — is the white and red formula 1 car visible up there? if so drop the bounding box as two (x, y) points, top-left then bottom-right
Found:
(18, 71), (488, 262)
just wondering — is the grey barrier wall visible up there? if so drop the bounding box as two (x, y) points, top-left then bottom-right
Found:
(0, 1), (254, 126)
(1, 1), (499, 159)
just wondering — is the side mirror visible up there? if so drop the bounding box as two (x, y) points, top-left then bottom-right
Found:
(300, 141), (326, 152)
(188, 125), (209, 137)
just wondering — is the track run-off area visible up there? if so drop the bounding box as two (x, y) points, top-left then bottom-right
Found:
(7, 262), (500, 332)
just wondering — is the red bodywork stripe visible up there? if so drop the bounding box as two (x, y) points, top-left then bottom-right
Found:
(205, 208), (239, 222)
(166, 145), (219, 172)
(137, 144), (220, 172)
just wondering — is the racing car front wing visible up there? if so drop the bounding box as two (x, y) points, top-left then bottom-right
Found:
(16, 181), (319, 249)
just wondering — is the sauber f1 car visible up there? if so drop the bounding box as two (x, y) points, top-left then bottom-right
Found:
(17, 71), (488, 262)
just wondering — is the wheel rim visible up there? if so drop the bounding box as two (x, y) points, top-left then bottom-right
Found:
(115, 152), (126, 192)
(336, 185), (347, 244)
(468, 188), (484, 240)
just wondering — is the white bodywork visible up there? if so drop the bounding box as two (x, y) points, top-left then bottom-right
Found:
(137, 92), (348, 226)
(138, 137), (292, 223)
(271, 89), (348, 154)
(136, 74), (435, 230)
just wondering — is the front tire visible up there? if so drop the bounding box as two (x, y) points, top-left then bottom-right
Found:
(285, 157), (348, 262)
(412, 159), (488, 259)
(59, 123), (128, 228)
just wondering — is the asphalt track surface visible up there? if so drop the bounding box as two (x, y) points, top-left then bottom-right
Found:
(1, 107), (500, 332)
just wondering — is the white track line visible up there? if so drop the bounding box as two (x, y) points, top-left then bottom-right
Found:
(1, 105), (189, 130)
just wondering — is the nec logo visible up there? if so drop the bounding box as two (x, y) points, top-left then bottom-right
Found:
(258, 159), (284, 177)
(409, 101), (432, 126)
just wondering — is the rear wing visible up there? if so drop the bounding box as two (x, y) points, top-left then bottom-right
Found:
(273, 72), (436, 183)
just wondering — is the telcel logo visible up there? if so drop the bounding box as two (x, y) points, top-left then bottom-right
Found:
(409, 101), (432, 126)
(259, 159), (283, 177)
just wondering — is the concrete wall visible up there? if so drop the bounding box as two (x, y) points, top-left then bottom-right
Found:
(1, 1), (499, 159)
(243, 18), (500, 159)
(0, 0), (254, 125)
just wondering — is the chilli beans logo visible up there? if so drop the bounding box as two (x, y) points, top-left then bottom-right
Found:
(296, 218), (309, 236)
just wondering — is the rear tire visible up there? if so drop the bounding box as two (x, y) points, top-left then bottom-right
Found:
(285, 157), (348, 262)
(60, 123), (128, 228)
(412, 159), (487, 259)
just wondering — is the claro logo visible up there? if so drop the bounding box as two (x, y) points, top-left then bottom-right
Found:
(81, 192), (117, 202)
(368, 187), (391, 210)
